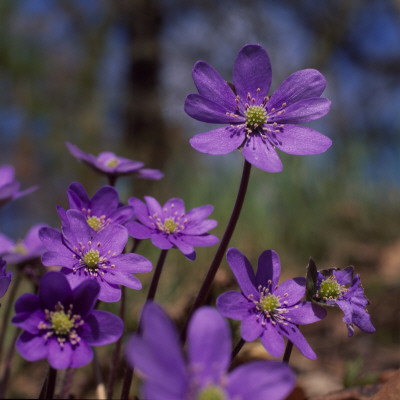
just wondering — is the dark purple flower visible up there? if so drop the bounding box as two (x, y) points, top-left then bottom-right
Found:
(314, 267), (375, 337)
(126, 197), (219, 260)
(57, 182), (134, 232)
(126, 302), (295, 400)
(66, 142), (164, 180)
(217, 248), (326, 360)
(0, 257), (12, 298)
(0, 224), (46, 265)
(0, 165), (37, 208)
(12, 271), (123, 369)
(184, 44), (332, 172)
(39, 210), (152, 302)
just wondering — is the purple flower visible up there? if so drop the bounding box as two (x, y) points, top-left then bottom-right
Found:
(12, 271), (123, 369)
(314, 267), (375, 337)
(126, 197), (219, 260)
(184, 44), (332, 172)
(0, 165), (37, 208)
(39, 210), (152, 302)
(0, 224), (46, 265)
(126, 302), (295, 400)
(0, 257), (12, 298)
(57, 182), (134, 232)
(66, 142), (164, 180)
(217, 248), (326, 360)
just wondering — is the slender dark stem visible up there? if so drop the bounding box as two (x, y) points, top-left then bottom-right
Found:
(130, 238), (141, 254)
(120, 249), (169, 400)
(283, 340), (294, 364)
(45, 367), (57, 400)
(107, 174), (117, 187)
(107, 286), (126, 399)
(0, 327), (21, 398)
(181, 160), (252, 341)
(231, 338), (245, 361)
(0, 273), (21, 361)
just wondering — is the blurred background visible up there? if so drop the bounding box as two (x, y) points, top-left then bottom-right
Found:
(0, 0), (399, 398)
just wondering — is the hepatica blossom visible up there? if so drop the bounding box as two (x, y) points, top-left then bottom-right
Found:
(0, 165), (37, 208)
(313, 266), (375, 337)
(40, 210), (152, 302)
(217, 248), (326, 359)
(184, 44), (332, 172)
(58, 182), (134, 232)
(0, 257), (12, 298)
(12, 271), (123, 369)
(0, 224), (46, 265)
(126, 197), (219, 260)
(126, 302), (295, 400)
(66, 142), (164, 180)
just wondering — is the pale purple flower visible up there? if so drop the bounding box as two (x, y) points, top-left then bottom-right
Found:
(314, 267), (375, 337)
(126, 302), (295, 400)
(12, 271), (123, 369)
(66, 142), (164, 180)
(185, 44), (332, 172)
(57, 182), (134, 232)
(217, 248), (326, 360)
(0, 165), (37, 208)
(39, 210), (152, 302)
(0, 257), (12, 298)
(0, 224), (46, 265)
(126, 197), (219, 260)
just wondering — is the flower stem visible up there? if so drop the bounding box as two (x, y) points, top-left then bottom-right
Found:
(107, 174), (117, 187)
(120, 249), (169, 400)
(283, 340), (293, 364)
(231, 338), (245, 361)
(181, 159), (252, 340)
(58, 367), (75, 400)
(44, 366), (57, 400)
(0, 272), (21, 362)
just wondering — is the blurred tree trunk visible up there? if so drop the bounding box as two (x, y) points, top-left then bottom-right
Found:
(114, 0), (169, 169)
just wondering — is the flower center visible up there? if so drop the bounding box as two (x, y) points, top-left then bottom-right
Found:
(14, 240), (27, 255)
(84, 249), (100, 268)
(106, 158), (119, 168)
(51, 310), (74, 336)
(87, 216), (102, 231)
(196, 385), (227, 400)
(318, 277), (343, 300)
(260, 293), (281, 312)
(245, 105), (267, 129)
(163, 217), (178, 234)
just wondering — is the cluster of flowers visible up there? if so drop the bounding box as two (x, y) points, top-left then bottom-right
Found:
(0, 44), (375, 400)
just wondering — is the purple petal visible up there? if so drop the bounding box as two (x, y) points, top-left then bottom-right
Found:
(126, 221), (152, 239)
(267, 69), (328, 110)
(65, 210), (91, 244)
(90, 186), (119, 215)
(103, 270), (142, 290)
(333, 266), (354, 285)
(129, 197), (153, 228)
(67, 182), (90, 209)
(272, 98), (331, 124)
(184, 94), (239, 124)
(150, 233), (173, 250)
(70, 340), (93, 368)
(47, 338), (73, 369)
(110, 253), (152, 273)
(188, 307), (231, 385)
(71, 279), (100, 317)
(242, 135), (283, 172)
(109, 205), (134, 225)
(190, 126), (245, 155)
(0, 165), (15, 184)
(39, 272), (73, 310)
(259, 322), (285, 357)
(39, 227), (71, 256)
(41, 251), (75, 269)
(241, 315), (264, 341)
(12, 294), (42, 334)
(256, 250), (281, 289)
(96, 280), (121, 302)
(163, 198), (185, 215)
(274, 277), (306, 305)
(169, 236), (195, 260)
(191, 60), (237, 112)
(285, 302), (327, 325)
(81, 310), (123, 346)
(0, 233), (14, 254)
(216, 291), (253, 320)
(94, 224), (128, 255)
(281, 324), (317, 360)
(184, 205), (214, 224)
(227, 360), (295, 400)
(233, 44), (272, 101)
(135, 168), (164, 180)
(274, 124), (332, 155)
(66, 142), (92, 163)
(180, 234), (219, 247)
(16, 331), (47, 362)
(183, 219), (217, 235)
(144, 196), (163, 218)
(226, 248), (258, 298)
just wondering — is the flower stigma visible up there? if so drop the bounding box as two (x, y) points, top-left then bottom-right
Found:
(51, 310), (74, 336)
(245, 105), (267, 130)
(84, 249), (100, 268)
(163, 217), (178, 234)
(106, 158), (119, 168)
(318, 276), (345, 300)
(261, 293), (281, 313)
(196, 385), (227, 400)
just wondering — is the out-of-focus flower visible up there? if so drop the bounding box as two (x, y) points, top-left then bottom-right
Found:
(184, 44), (331, 172)
(126, 302), (295, 400)
(126, 197), (218, 260)
(217, 248), (326, 360)
(39, 210), (152, 302)
(12, 271), (123, 369)
(0, 165), (37, 208)
(0, 257), (12, 298)
(66, 142), (163, 180)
